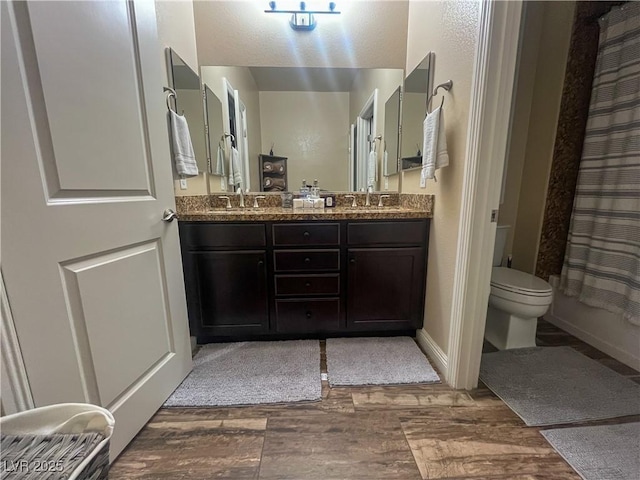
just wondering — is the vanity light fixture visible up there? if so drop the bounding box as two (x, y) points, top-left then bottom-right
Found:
(265, 1), (340, 31)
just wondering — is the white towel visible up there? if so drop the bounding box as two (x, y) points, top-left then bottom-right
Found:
(420, 105), (449, 187)
(368, 149), (377, 187)
(229, 146), (244, 189)
(383, 149), (388, 175)
(169, 110), (198, 177)
(214, 142), (226, 176)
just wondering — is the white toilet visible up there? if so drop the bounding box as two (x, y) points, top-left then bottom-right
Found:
(484, 226), (553, 350)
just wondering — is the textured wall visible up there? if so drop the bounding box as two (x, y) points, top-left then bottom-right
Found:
(154, 0), (208, 196)
(259, 91), (350, 191)
(193, 1), (409, 69)
(402, 0), (480, 355)
(510, 0), (575, 274)
(535, 1), (624, 280)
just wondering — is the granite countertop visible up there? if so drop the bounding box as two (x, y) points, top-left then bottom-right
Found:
(178, 206), (432, 222)
(175, 193), (434, 222)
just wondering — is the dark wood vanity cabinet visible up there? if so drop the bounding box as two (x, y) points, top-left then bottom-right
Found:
(179, 219), (429, 341)
(346, 221), (428, 330)
(179, 223), (270, 339)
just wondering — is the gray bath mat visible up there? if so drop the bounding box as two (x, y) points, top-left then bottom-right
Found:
(479, 347), (640, 426)
(326, 337), (440, 386)
(542, 422), (640, 480)
(165, 340), (321, 406)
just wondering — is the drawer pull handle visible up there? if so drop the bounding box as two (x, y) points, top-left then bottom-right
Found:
(305, 311), (312, 318)
(305, 282), (311, 287)
(303, 231), (310, 238)
(304, 257), (311, 264)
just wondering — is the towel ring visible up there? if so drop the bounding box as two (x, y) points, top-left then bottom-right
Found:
(222, 132), (235, 142)
(369, 134), (382, 152)
(163, 87), (177, 113)
(427, 80), (453, 114)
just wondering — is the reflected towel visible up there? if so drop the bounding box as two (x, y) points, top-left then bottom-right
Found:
(229, 147), (244, 189)
(383, 150), (388, 176)
(421, 105), (449, 187)
(368, 149), (377, 187)
(214, 142), (226, 176)
(169, 110), (198, 177)
(264, 177), (286, 190)
(228, 146), (243, 189)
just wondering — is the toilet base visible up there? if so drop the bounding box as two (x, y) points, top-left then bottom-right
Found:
(484, 305), (538, 350)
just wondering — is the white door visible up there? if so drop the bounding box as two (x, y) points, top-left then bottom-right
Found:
(1, 1), (192, 459)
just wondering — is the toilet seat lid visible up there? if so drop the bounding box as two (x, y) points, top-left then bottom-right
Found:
(490, 267), (553, 296)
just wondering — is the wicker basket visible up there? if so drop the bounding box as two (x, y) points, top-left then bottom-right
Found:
(0, 403), (114, 480)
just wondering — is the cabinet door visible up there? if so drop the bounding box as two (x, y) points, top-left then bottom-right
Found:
(189, 250), (269, 337)
(347, 248), (425, 329)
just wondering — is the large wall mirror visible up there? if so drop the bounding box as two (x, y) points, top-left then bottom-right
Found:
(166, 49), (207, 174)
(401, 52), (435, 171)
(200, 65), (404, 192)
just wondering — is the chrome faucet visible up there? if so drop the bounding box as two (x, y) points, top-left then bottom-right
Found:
(378, 194), (390, 207)
(253, 195), (266, 208)
(365, 185), (373, 207)
(237, 188), (245, 208)
(344, 194), (357, 208)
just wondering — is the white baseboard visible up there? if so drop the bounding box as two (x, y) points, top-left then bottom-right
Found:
(546, 313), (640, 371)
(416, 329), (448, 379)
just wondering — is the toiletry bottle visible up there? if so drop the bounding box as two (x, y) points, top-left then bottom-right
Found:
(300, 179), (310, 197)
(311, 179), (319, 199)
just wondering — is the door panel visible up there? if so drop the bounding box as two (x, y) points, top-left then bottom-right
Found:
(347, 248), (425, 327)
(28, 1), (151, 193)
(61, 242), (174, 408)
(194, 251), (269, 333)
(2, 0), (191, 459)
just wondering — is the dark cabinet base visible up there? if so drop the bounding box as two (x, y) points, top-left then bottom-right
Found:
(179, 219), (429, 342)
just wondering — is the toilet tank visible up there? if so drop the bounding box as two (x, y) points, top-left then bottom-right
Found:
(493, 225), (510, 267)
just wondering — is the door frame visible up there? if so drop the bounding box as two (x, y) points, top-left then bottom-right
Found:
(355, 89), (378, 191)
(0, 271), (35, 415)
(446, 0), (524, 389)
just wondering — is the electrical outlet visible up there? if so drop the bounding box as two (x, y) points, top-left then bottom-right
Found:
(384, 177), (389, 190)
(179, 178), (188, 190)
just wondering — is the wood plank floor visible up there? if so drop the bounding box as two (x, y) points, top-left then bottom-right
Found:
(110, 319), (639, 479)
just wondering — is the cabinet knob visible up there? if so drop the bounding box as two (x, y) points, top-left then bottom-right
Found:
(303, 231), (310, 238)
(304, 257), (311, 264)
(305, 311), (312, 318)
(305, 282), (311, 287)
(258, 260), (264, 266)
(350, 258), (356, 264)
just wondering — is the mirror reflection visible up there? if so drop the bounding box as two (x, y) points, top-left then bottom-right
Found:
(201, 66), (403, 192)
(167, 49), (207, 173)
(203, 84), (225, 177)
(401, 52), (434, 171)
(383, 87), (401, 177)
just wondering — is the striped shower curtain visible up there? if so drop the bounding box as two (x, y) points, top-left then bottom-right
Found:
(560, 2), (640, 325)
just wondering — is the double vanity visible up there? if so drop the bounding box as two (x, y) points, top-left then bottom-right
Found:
(176, 194), (434, 342)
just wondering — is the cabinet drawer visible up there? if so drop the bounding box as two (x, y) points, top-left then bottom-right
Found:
(273, 249), (340, 272)
(348, 221), (427, 246)
(275, 298), (340, 333)
(275, 274), (340, 296)
(273, 223), (340, 246)
(181, 223), (266, 248)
